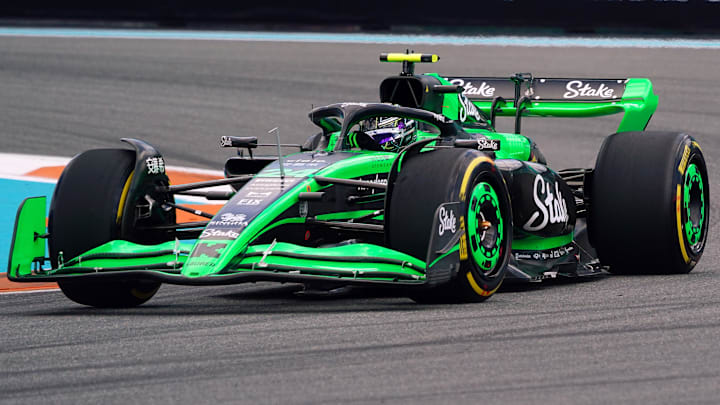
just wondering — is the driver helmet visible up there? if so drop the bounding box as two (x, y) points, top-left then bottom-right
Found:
(360, 117), (417, 152)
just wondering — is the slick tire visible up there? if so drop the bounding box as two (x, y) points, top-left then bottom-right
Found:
(589, 131), (709, 274)
(49, 149), (161, 307)
(386, 148), (512, 303)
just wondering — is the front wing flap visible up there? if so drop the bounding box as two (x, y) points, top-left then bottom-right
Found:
(9, 237), (431, 288)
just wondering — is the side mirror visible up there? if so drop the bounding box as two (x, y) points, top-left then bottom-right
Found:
(220, 136), (258, 149)
(301, 133), (325, 151)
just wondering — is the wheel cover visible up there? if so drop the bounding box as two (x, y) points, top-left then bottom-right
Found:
(467, 182), (504, 274)
(683, 163), (706, 253)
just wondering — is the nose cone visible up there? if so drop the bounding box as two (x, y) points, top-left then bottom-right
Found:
(182, 239), (233, 277)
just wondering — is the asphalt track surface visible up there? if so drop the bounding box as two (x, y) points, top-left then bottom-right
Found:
(1, 36), (720, 404)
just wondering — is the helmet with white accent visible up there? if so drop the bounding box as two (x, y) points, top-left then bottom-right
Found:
(360, 117), (417, 152)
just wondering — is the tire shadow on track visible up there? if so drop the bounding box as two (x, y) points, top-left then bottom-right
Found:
(9, 284), (430, 316)
(499, 272), (608, 293)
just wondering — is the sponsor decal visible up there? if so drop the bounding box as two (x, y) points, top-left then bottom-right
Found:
(428, 112), (450, 123)
(184, 261), (217, 268)
(356, 173), (388, 194)
(477, 138), (501, 151)
(678, 144), (690, 175)
(457, 93), (483, 122)
(258, 155), (343, 178)
(523, 175), (569, 232)
(438, 206), (457, 236)
(261, 168), (318, 178)
(236, 198), (262, 206)
(432, 112), (449, 123)
(145, 156), (165, 175)
(514, 244), (574, 261)
(209, 212), (249, 227)
(199, 229), (239, 240)
(445, 77), (625, 102)
(446, 78), (496, 98)
(283, 158), (328, 168)
(459, 215), (468, 260)
(246, 191), (272, 198)
(246, 177), (286, 191)
(299, 201), (308, 218)
(340, 102), (369, 108)
(444, 77), (516, 100)
(562, 80), (616, 99)
(219, 136), (233, 147)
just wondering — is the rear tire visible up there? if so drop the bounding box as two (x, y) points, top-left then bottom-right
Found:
(589, 131), (709, 274)
(49, 149), (161, 307)
(386, 148), (512, 303)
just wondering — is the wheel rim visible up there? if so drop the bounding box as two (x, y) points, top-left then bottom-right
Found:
(467, 182), (504, 275)
(683, 163), (706, 253)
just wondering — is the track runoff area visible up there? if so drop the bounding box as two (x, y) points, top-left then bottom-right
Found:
(0, 152), (226, 293)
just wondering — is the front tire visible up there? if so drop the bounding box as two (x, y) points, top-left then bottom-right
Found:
(589, 131), (709, 274)
(386, 148), (512, 303)
(49, 149), (162, 307)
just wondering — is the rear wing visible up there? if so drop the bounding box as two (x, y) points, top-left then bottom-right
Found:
(379, 53), (658, 133)
(433, 73), (658, 133)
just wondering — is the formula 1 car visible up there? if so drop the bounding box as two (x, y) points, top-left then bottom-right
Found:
(7, 53), (709, 307)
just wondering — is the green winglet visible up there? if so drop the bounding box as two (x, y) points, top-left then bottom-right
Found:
(8, 196), (47, 278)
(229, 242), (427, 281)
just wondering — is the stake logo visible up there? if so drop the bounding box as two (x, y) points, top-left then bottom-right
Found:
(438, 206), (457, 236)
(563, 80), (615, 99)
(523, 175), (569, 231)
(457, 93), (483, 122)
(447, 78), (496, 98)
(199, 229), (240, 239)
(477, 138), (501, 151)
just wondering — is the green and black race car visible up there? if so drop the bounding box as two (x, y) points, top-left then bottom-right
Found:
(7, 53), (709, 307)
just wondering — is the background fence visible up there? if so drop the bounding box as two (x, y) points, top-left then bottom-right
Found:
(1, 1), (719, 33)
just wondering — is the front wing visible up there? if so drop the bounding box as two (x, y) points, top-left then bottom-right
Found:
(7, 197), (461, 289)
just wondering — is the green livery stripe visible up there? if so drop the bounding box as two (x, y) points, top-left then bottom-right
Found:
(428, 244), (460, 268)
(512, 233), (573, 251)
(229, 242), (425, 281)
(43, 240), (191, 275)
(230, 262), (423, 281)
(15, 240), (426, 283)
(242, 242), (425, 269)
(315, 210), (377, 221)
